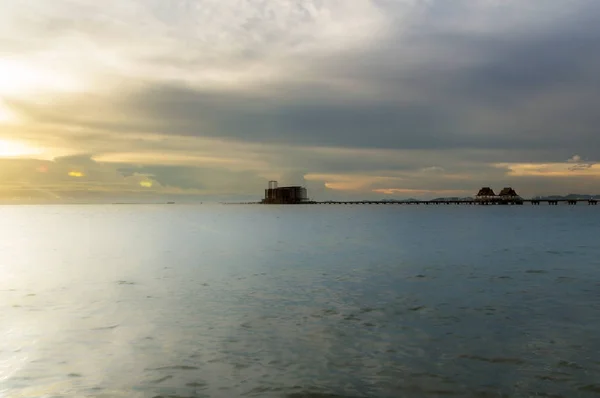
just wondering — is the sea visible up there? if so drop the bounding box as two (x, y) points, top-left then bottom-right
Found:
(1, 204), (599, 398)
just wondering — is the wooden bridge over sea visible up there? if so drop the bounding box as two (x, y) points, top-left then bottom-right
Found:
(309, 199), (597, 205)
(226, 199), (598, 205)
(223, 184), (598, 205)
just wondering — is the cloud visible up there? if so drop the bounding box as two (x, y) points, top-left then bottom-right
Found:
(372, 188), (470, 197)
(0, 0), (390, 94)
(2, 0), (600, 200)
(566, 154), (596, 171)
(421, 167), (445, 174)
(0, 155), (219, 202)
(8, 0), (600, 156)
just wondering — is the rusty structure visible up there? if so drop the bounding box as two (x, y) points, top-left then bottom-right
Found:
(262, 181), (309, 204)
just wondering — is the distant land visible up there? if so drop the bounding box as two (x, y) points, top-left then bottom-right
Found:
(430, 197), (475, 202)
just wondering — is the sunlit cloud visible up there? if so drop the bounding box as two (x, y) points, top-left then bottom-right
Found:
(495, 163), (600, 177)
(306, 173), (403, 192)
(373, 188), (471, 196)
(92, 151), (266, 170)
(563, 154), (596, 171)
(0, 0), (391, 95)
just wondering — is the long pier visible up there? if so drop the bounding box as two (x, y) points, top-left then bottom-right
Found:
(225, 199), (598, 205)
(311, 199), (598, 205)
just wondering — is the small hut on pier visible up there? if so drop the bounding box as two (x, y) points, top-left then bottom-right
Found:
(498, 187), (519, 198)
(498, 187), (523, 204)
(476, 187), (496, 201)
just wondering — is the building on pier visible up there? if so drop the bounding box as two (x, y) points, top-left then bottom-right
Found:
(262, 181), (309, 204)
(498, 187), (523, 204)
(476, 187), (496, 201)
(498, 187), (520, 199)
(475, 186), (523, 204)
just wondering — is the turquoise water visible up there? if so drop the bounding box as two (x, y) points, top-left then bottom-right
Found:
(1, 205), (599, 397)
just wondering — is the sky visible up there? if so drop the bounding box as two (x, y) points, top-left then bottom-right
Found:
(1, 0), (599, 202)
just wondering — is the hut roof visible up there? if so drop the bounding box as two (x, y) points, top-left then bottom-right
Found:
(476, 187), (496, 196)
(499, 187), (518, 197)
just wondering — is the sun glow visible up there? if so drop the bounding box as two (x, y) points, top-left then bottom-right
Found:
(0, 102), (17, 123)
(0, 58), (79, 96)
(0, 139), (41, 158)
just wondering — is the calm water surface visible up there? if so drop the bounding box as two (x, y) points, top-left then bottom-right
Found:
(1, 205), (600, 397)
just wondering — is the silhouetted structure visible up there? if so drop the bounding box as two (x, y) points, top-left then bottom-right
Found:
(262, 181), (308, 204)
(223, 183), (599, 206)
(476, 187), (496, 200)
(498, 187), (519, 198)
(475, 186), (523, 204)
(498, 187), (522, 204)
